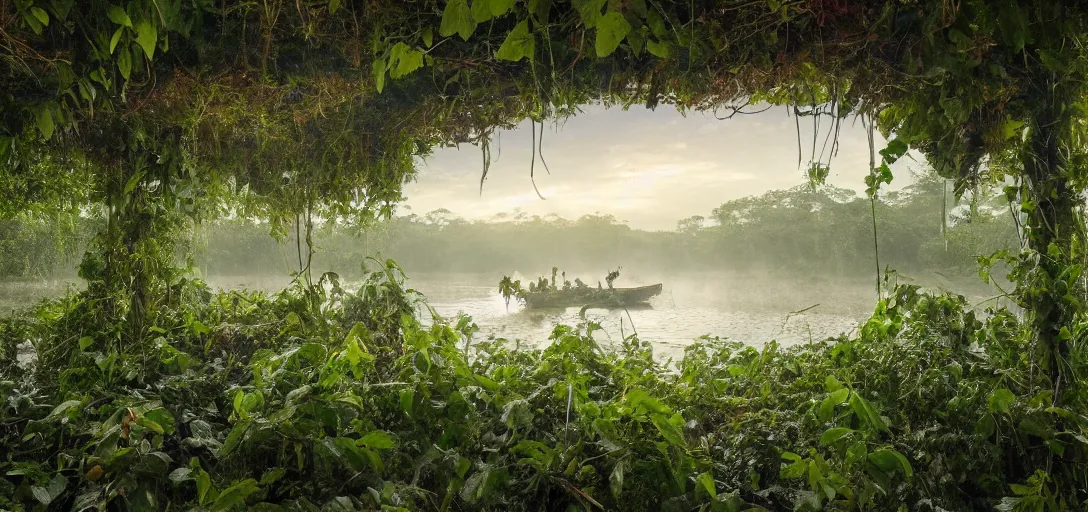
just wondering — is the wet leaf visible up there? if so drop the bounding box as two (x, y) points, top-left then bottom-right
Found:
(495, 20), (534, 62)
(440, 0), (476, 40)
(595, 12), (631, 57)
(135, 20), (157, 60)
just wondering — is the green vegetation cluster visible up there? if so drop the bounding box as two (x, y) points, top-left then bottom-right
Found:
(0, 176), (1017, 283)
(3, 0), (1088, 510)
(3, 262), (1083, 511)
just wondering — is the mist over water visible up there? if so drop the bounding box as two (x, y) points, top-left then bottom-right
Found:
(178, 265), (1006, 361)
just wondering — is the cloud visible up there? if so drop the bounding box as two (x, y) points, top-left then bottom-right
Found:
(403, 104), (925, 231)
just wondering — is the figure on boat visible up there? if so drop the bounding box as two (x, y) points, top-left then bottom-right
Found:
(498, 267), (662, 309)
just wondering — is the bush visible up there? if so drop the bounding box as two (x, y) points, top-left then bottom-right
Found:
(0, 262), (1084, 511)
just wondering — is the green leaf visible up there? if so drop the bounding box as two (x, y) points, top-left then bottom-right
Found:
(471, 0), (494, 23)
(135, 20), (157, 60)
(372, 57), (387, 93)
(32, 485), (53, 505)
(988, 388), (1016, 414)
(975, 414), (997, 438)
(825, 375), (844, 392)
(192, 461), (213, 504)
(118, 47), (132, 80)
(529, 0), (552, 23)
(260, 467), (286, 485)
(210, 479), (259, 512)
(123, 169), (146, 196)
(421, 26), (434, 47)
(107, 5), (132, 27)
(646, 39), (668, 58)
(359, 431), (396, 450)
(819, 388), (849, 422)
(110, 27), (124, 54)
(573, 0), (605, 28)
(650, 412), (686, 446)
(388, 43), (423, 79)
(609, 459), (626, 498)
(440, 0), (476, 40)
(168, 468), (193, 482)
(36, 106), (55, 140)
(879, 138), (909, 163)
(819, 427), (854, 446)
(218, 418), (252, 457)
(30, 7), (49, 26)
(23, 11), (44, 34)
(144, 408), (176, 434)
(625, 388), (671, 415)
(329, 0), (341, 14)
(79, 336), (94, 350)
(595, 12), (631, 57)
(31, 473), (67, 505)
(488, 0), (517, 17)
(997, 1), (1029, 53)
(849, 393), (887, 432)
(53, 0), (75, 21)
(494, 20), (534, 62)
(868, 449), (913, 477)
(695, 471), (716, 500)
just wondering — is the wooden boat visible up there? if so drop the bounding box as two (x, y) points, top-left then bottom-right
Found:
(519, 283), (663, 309)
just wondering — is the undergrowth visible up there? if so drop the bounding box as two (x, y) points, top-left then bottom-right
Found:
(1, 261), (1085, 511)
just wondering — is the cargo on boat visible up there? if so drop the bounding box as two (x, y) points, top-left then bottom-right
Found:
(499, 268), (662, 309)
(519, 283), (663, 309)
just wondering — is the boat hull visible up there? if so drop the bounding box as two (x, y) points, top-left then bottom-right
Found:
(520, 284), (663, 309)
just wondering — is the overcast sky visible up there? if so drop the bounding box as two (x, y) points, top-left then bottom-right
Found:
(402, 104), (925, 231)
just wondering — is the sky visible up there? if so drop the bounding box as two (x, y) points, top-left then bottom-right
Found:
(401, 104), (926, 231)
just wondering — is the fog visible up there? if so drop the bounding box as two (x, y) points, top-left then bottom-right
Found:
(1, 106), (1017, 352)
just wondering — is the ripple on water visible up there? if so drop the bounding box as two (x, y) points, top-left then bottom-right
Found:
(418, 286), (862, 359)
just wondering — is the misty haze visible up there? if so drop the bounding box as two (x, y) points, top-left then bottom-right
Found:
(3, 105), (1015, 356)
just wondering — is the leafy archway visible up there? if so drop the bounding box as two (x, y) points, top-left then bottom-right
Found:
(2, 0), (1088, 508)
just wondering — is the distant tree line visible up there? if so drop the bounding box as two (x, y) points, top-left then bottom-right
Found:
(0, 173), (1019, 282)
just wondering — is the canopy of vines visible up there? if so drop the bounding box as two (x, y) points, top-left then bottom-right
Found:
(0, 0), (1082, 214)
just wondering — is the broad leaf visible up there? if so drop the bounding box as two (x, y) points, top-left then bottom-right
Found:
(372, 57), (387, 93)
(110, 27), (124, 54)
(650, 412), (686, 446)
(35, 106), (54, 140)
(988, 388), (1015, 414)
(388, 43), (423, 79)
(646, 39), (668, 58)
(135, 20), (157, 60)
(868, 449), (913, 477)
(573, 0), (605, 28)
(107, 5), (132, 27)
(495, 20), (534, 62)
(48, 399), (82, 419)
(609, 459), (626, 497)
(818, 388), (849, 422)
(595, 12), (631, 57)
(359, 431), (396, 450)
(695, 471), (716, 500)
(210, 479), (259, 512)
(440, 0), (476, 40)
(819, 427), (854, 446)
(118, 46), (132, 80)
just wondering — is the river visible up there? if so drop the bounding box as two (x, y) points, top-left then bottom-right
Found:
(2, 270), (1008, 360)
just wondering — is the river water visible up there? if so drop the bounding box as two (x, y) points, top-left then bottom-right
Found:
(2, 270), (1007, 360)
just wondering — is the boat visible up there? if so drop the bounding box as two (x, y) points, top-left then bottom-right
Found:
(519, 283), (663, 309)
(499, 268), (662, 310)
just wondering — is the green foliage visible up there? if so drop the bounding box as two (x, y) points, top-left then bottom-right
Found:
(2, 263), (1086, 510)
